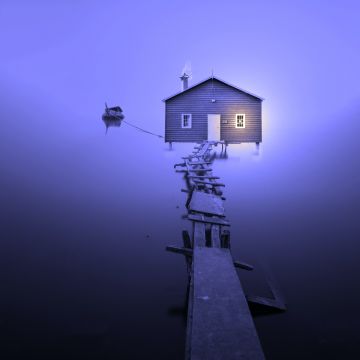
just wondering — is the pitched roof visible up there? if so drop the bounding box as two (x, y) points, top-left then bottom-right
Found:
(162, 76), (264, 102)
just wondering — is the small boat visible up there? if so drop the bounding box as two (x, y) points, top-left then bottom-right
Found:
(102, 103), (125, 122)
(102, 103), (125, 133)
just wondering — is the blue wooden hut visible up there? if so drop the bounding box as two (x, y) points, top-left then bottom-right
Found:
(163, 75), (263, 145)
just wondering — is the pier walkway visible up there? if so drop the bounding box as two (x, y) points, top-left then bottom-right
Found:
(169, 141), (266, 360)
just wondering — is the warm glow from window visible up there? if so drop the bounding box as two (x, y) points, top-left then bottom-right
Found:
(235, 114), (245, 128)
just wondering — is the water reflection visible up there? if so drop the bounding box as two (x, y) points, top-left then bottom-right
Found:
(102, 117), (122, 134)
(211, 146), (228, 160)
(1, 104), (360, 359)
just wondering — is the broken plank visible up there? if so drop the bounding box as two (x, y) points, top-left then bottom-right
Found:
(189, 191), (225, 217)
(233, 260), (254, 271)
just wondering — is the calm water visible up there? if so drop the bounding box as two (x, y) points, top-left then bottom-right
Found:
(1, 97), (360, 359)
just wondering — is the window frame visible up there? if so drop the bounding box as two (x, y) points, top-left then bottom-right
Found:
(235, 114), (246, 128)
(181, 113), (192, 129)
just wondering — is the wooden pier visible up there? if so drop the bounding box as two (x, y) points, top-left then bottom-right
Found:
(167, 141), (286, 360)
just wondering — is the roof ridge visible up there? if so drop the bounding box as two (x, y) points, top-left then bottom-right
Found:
(163, 76), (264, 102)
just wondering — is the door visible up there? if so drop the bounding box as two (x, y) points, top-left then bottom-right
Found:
(207, 114), (221, 141)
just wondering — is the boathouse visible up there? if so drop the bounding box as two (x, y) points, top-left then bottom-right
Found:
(163, 75), (263, 144)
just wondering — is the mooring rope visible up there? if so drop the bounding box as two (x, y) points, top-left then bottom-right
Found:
(122, 120), (164, 138)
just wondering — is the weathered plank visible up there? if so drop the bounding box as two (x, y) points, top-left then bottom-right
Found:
(188, 247), (265, 360)
(189, 191), (225, 217)
(192, 179), (225, 187)
(187, 168), (213, 172)
(188, 213), (230, 226)
(187, 175), (220, 179)
(187, 161), (212, 165)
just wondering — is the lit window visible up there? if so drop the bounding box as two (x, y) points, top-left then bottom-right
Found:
(235, 114), (245, 128)
(181, 114), (192, 128)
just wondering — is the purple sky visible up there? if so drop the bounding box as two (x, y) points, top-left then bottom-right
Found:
(1, 0), (359, 211)
(2, 0), (360, 143)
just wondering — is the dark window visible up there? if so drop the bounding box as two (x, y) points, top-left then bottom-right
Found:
(182, 114), (192, 128)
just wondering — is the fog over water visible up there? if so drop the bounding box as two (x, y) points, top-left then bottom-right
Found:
(1, 1), (360, 359)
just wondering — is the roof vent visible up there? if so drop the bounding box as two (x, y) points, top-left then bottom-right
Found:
(180, 73), (189, 91)
(180, 62), (192, 91)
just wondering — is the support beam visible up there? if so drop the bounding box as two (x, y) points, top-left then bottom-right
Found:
(166, 246), (255, 271)
(166, 245), (192, 257)
(246, 295), (286, 311)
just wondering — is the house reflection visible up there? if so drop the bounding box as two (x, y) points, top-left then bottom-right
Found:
(209, 146), (228, 161)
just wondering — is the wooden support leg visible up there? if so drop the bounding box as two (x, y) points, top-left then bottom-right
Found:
(221, 229), (231, 248)
(182, 230), (192, 275)
(211, 224), (221, 248)
(182, 230), (192, 249)
(193, 222), (206, 247)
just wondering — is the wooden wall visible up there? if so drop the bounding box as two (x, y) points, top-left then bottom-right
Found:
(165, 79), (262, 143)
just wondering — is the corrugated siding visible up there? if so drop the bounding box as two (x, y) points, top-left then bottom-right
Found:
(165, 79), (262, 143)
